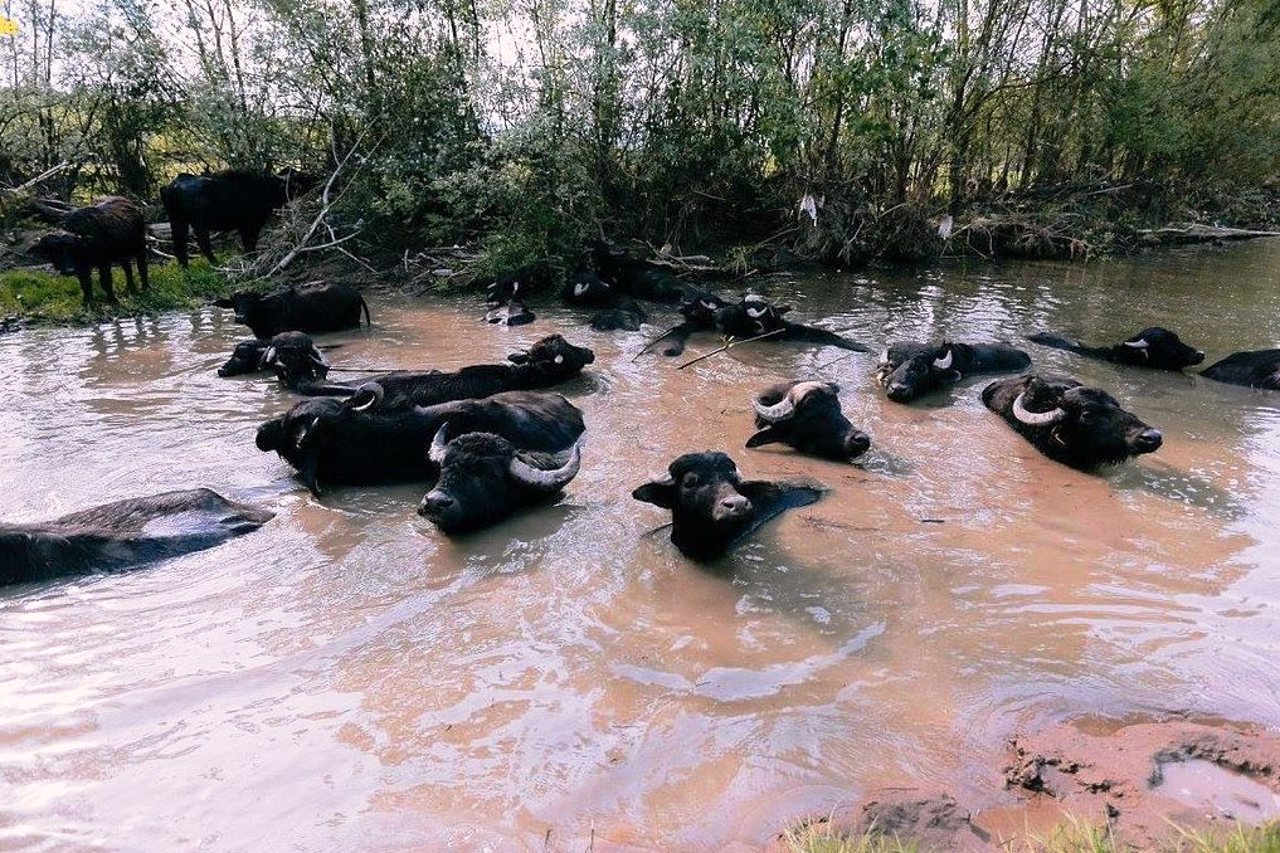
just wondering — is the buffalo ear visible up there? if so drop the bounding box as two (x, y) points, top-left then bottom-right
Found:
(746, 427), (785, 448)
(632, 481), (676, 509)
(508, 352), (529, 364)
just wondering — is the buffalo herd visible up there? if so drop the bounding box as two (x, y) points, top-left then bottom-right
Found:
(10, 200), (1280, 580)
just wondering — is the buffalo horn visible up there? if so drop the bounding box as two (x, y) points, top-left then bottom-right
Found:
(428, 424), (450, 464)
(349, 382), (385, 412)
(1012, 392), (1066, 427)
(509, 441), (582, 491)
(932, 349), (953, 370)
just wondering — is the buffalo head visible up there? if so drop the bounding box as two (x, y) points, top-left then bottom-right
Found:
(1114, 327), (1205, 370)
(419, 427), (582, 533)
(30, 232), (82, 275)
(632, 451), (823, 560)
(876, 343), (964, 402)
(748, 381), (870, 461)
(508, 334), (596, 372)
(218, 339), (269, 377)
(982, 374), (1163, 469)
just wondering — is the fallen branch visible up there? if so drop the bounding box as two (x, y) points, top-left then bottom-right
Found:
(630, 323), (686, 362)
(1138, 224), (1280, 245)
(676, 328), (785, 370)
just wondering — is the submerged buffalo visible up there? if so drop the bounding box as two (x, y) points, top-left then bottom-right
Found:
(562, 272), (617, 308)
(297, 335), (596, 409)
(632, 452), (824, 560)
(1200, 349), (1280, 390)
(485, 300), (536, 326)
(652, 292), (730, 357)
(31, 197), (149, 306)
(590, 299), (647, 332)
(1027, 327), (1205, 371)
(590, 240), (685, 304)
(982, 375), (1163, 470)
(214, 282), (370, 339)
(217, 331), (330, 379)
(748, 381), (870, 461)
(877, 341), (1032, 402)
(162, 169), (313, 267)
(256, 391), (584, 495)
(0, 489), (273, 586)
(418, 429), (583, 533)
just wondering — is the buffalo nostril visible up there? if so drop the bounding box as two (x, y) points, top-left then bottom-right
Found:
(886, 383), (911, 400)
(1135, 428), (1163, 450)
(418, 492), (454, 516)
(847, 431), (872, 455)
(1192, 351), (1206, 364)
(718, 495), (751, 517)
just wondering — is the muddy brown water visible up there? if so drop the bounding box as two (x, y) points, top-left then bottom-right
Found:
(2, 243), (1279, 851)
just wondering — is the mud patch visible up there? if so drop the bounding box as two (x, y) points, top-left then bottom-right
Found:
(996, 716), (1280, 847)
(772, 790), (990, 852)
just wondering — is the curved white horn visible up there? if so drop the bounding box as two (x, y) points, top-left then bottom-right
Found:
(349, 382), (385, 412)
(699, 298), (717, 309)
(428, 424), (450, 464)
(1012, 392), (1067, 427)
(746, 305), (766, 319)
(1122, 338), (1149, 349)
(932, 349), (953, 370)
(263, 346), (277, 365)
(509, 441), (581, 491)
(574, 282), (588, 296)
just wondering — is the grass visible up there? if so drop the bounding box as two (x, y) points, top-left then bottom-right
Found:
(783, 816), (1280, 853)
(0, 259), (232, 326)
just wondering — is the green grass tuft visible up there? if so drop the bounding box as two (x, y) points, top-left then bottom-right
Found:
(0, 259), (233, 326)
(784, 820), (920, 853)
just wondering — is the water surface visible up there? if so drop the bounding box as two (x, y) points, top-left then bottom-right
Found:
(2, 242), (1279, 850)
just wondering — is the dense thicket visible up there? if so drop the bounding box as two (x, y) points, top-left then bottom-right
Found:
(2, 0), (1278, 274)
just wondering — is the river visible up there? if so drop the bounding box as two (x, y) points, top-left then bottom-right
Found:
(2, 242), (1278, 850)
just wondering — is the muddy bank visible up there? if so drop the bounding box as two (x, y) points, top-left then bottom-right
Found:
(777, 715), (1280, 851)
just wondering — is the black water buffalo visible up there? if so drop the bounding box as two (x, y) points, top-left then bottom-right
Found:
(0, 489), (273, 586)
(162, 169), (313, 267)
(982, 374), (1163, 470)
(876, 341), (1032, 402)
(214, 282), (370, 339)
(485, 276), (523, 305)
(1200, 349), (1280, 390)
(256, 391), (585, 495)
(418, 429), (583, 532)
(319, 335), (595, 410)
(1027, 327), (1205, 371)
(632, 452), (824, 560)
(653, 292), (730, 357)
(31, 197), (149, 306)
(217, 331), (329, 378)
(716, 295), (870, 352)
(590, 240), (685, 304)
(748, 381), (870, 461)
(485, 300), (536, 326)
(590, 299), (647, 331)
(562, 272), (617, 308)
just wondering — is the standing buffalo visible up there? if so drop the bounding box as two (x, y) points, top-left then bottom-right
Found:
(323, 335), (595, 410)
(1027, 327), (1205, 371)
(876, 341), (1031, 402)
(982, 375), (1163, 470)
(162, 169), (313, 267)
(632, 452), (824, 560)
(30, 197), (149, 306)
(418, 429), (583, 532)
(1200, 350), (1280, 390)
(0, 488), (273, 586)
(748, 381), (871, 461)
(214, 282), (370, 339)
(256, 391), (585, 495)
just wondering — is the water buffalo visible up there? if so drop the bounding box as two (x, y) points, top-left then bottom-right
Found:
(162, 169), (313, 267)
(632, 452), (824, 560)
(1200, 349), (1280, 390)
(876, 341), (1032, 403)
(485, 276), (522, 305)
(748, 381), (871, 461)
(217, 331), (329, 379)
(1027, 327), (1205, 371)
(485, 300), (536, 326)
(0, 488), (273, 586)
(590, 240), (685, 304)
(716, 295), (870, 352)
(562, 272), (617, 308)
(590, 299), (647, 331)
(982, 374), (1163, 470)
(653, 292), (730, 357)
(214, 282), (371, 339)
(321, 335), (595, 410)
(30, 197), (149, 306)
(418, 429), (583, 532)
(256, 391), (585, 495)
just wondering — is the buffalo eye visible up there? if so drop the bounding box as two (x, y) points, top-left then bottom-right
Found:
(1078, 408), (1094, 424)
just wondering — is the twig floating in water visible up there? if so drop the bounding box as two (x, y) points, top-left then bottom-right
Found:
(676, 328), (785, 370)
(630, 323), (685, 362)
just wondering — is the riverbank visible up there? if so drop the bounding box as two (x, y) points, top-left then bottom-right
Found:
(0, 261), (230, 328)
